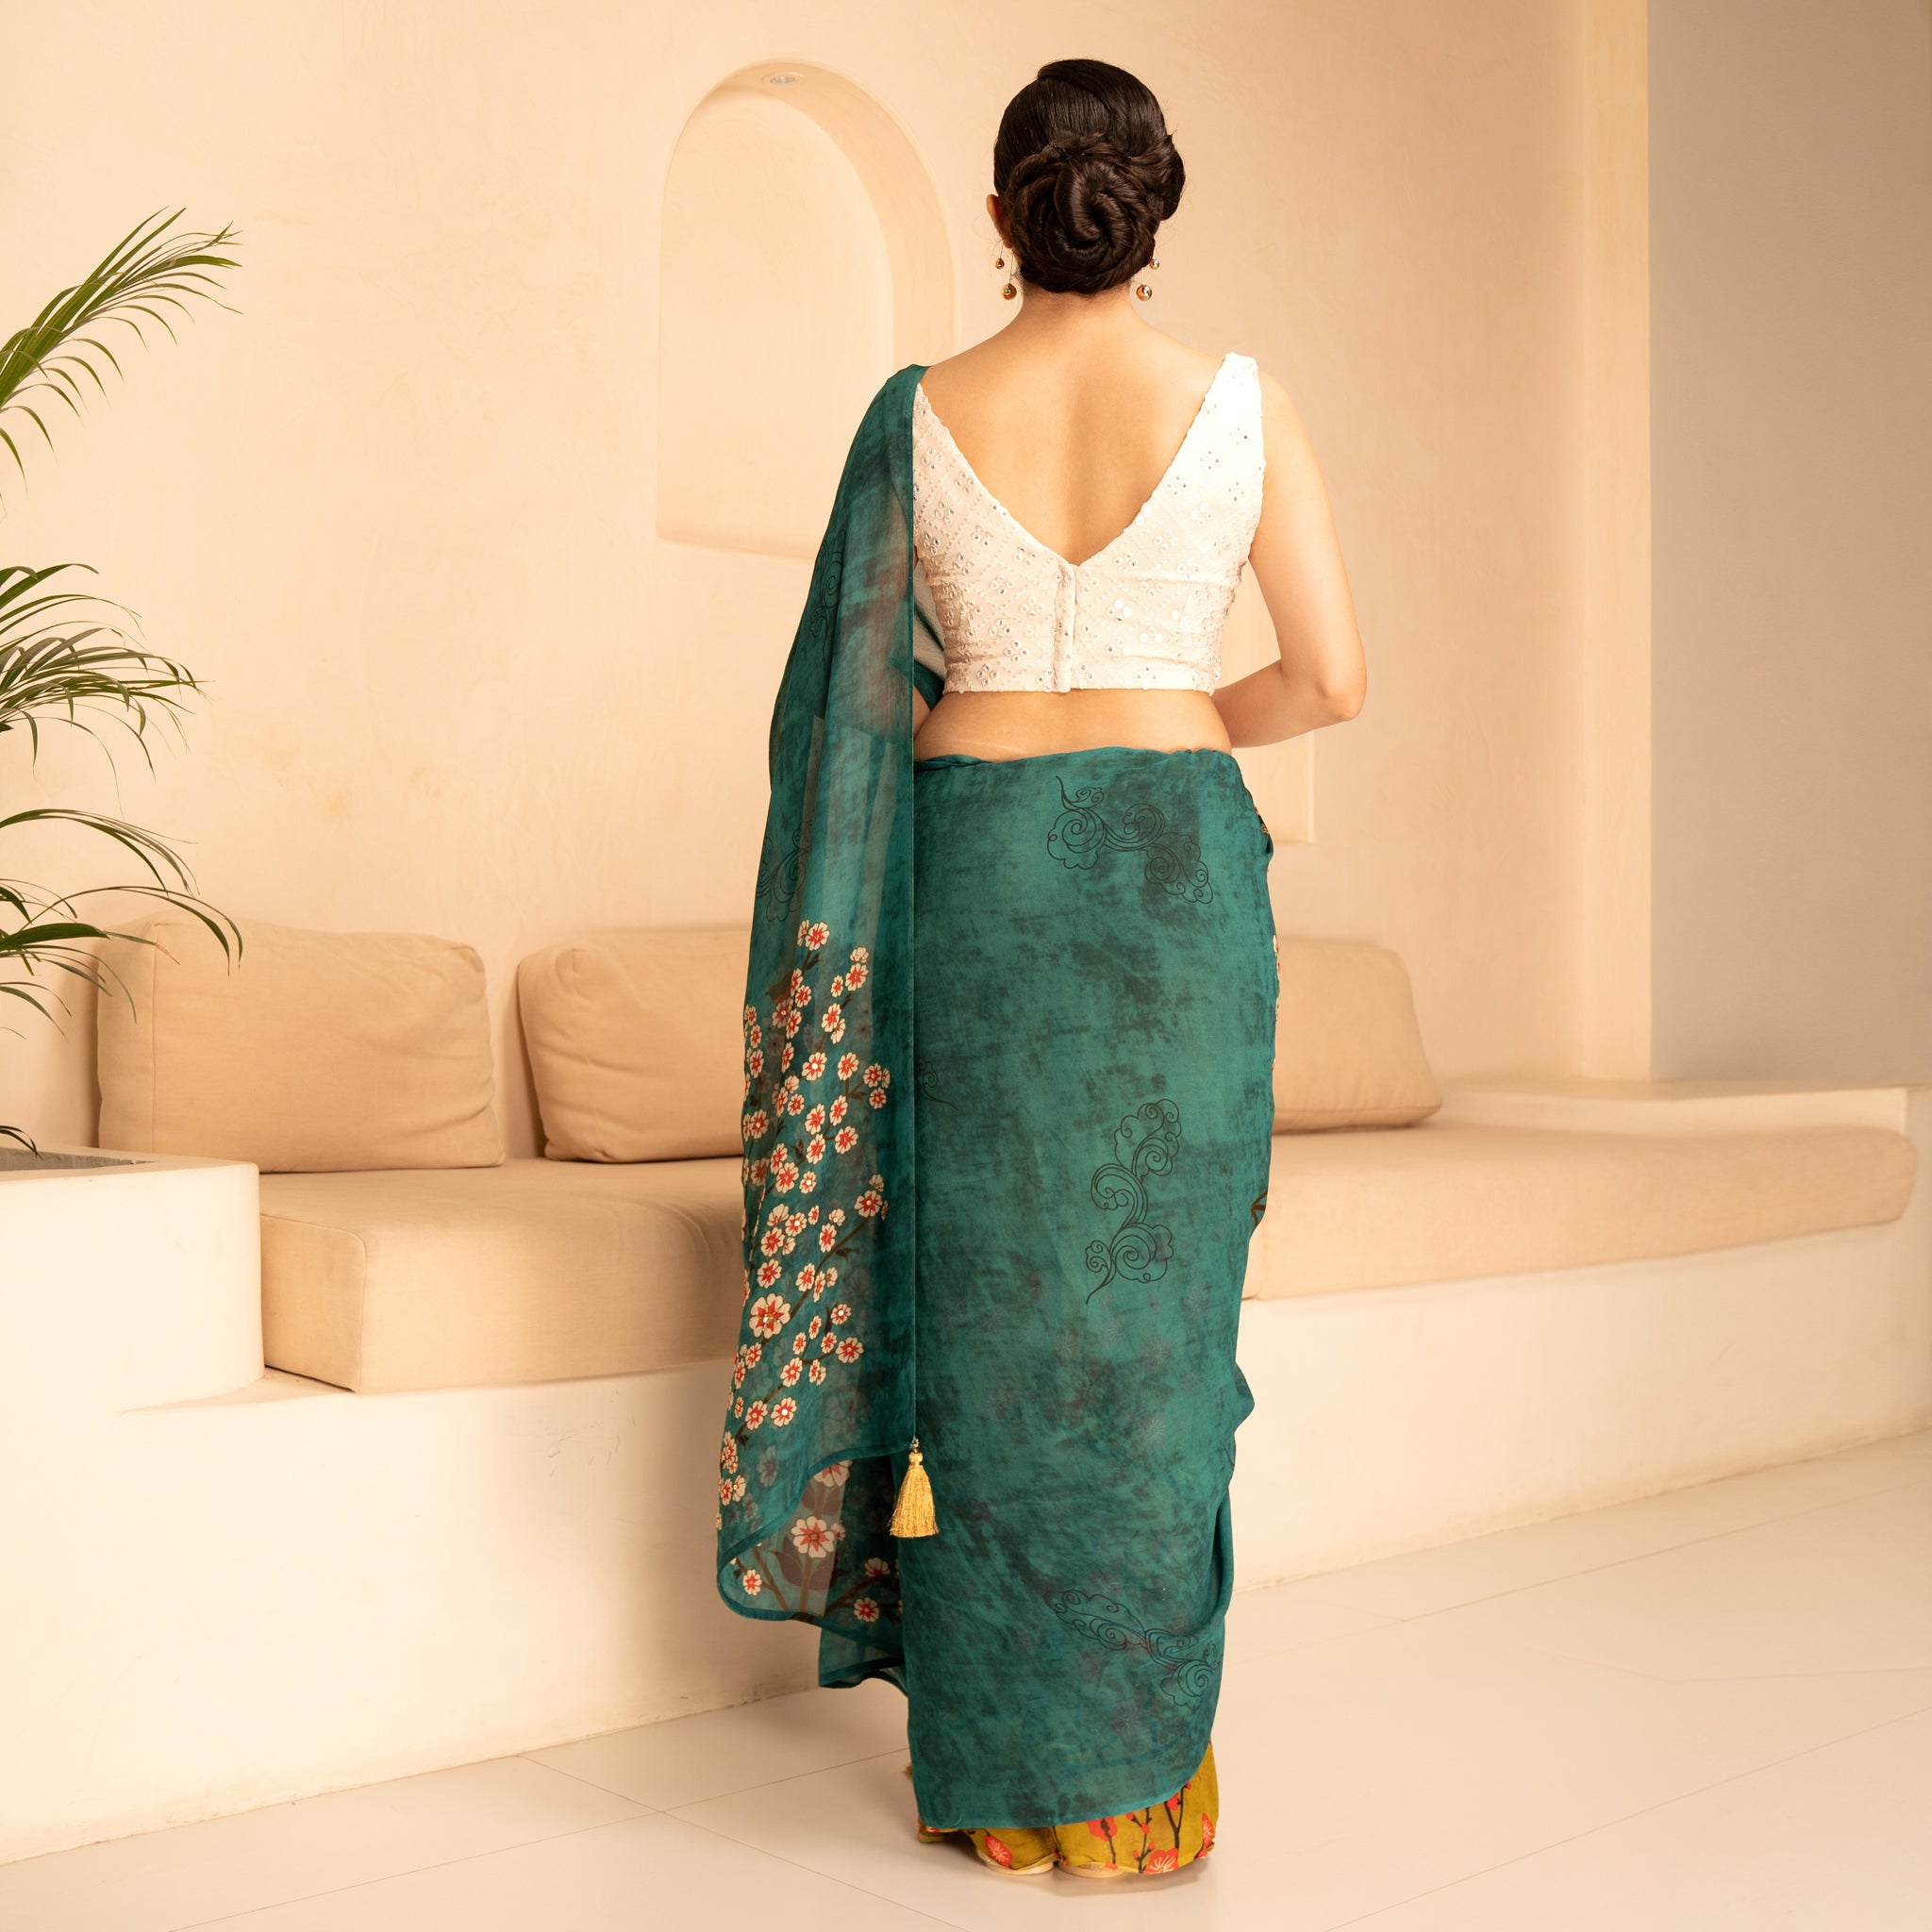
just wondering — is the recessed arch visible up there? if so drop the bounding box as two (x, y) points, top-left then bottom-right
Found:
(657, 62), (954, 558)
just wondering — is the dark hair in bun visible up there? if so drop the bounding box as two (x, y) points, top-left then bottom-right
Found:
(992, 58), (1185, 296)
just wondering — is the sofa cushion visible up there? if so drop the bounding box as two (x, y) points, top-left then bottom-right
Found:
(259, 1158), (742, 1391)
(1248, 1120), (1916, 1297)
(519, 928), (747, 1162)
(1274, 939), (1441, 1130)
(259, 1117), (1916, 1394)
(98, 916), (502, 1173)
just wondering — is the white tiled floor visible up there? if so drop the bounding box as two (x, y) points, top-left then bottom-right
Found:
(8, 1429), (1930, 1930)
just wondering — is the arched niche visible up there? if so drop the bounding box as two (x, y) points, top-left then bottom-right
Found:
(657, 63), (954, 558)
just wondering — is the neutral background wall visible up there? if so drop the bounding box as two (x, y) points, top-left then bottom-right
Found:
(6, 1), (1626, 1151)
(1649, 0), (1932, 1082)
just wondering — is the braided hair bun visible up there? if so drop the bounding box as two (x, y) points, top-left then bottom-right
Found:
(992, 59), (1186, 296)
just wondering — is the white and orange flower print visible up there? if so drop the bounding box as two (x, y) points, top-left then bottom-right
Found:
(790, 1515), (836, 1557)
(724, 913), (902, 1603)
(748, 1294), (791, 1340)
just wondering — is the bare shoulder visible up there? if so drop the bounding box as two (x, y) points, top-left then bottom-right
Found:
(923, 324), (1225, 412)
(1249, 361), (1322, 481)
(1155, 331), (1227, 386)
(1251, 362), (1308, 432)
(1126, 326), (1225, 399)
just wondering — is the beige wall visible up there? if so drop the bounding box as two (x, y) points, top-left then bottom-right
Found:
(1, 1), (1621, 1153)
(1649, 0), (1932, 1081)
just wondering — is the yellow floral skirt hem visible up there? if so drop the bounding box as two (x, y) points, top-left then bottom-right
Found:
(916, 1741), (1217, 1876)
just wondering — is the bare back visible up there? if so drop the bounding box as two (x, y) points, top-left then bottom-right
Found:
(911, 324), (1238, 763)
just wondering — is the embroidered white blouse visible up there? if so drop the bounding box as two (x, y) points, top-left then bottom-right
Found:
(910, 350), (1265, 696)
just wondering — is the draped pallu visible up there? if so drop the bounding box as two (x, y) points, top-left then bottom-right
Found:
(717, 364), (1277, 1832)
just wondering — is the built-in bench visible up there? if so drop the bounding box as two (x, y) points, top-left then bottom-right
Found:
(3, 913), (1922, 1866)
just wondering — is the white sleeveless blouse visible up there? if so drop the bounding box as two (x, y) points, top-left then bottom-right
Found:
(910, 350), (1265, 695)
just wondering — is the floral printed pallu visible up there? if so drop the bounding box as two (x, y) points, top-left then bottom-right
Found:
(717, 363), (1276, 1855)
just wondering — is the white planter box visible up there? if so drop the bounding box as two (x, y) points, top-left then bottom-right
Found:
(1, 1148), (261, 1420)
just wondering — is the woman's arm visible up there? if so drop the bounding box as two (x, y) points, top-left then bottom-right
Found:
(1212, 369), (1367, 748)
(911, 559), (942, 736)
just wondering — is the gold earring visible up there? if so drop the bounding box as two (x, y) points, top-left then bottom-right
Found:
(996, 250), (1017, 300)
(1135, 255), (1159, 301)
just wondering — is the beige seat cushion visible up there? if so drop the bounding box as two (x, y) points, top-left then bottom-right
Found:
(261, 1121), (1917, 1394)
(1248, 1120), (1916, 1298)
(259, 1158), (743, 1391)
(520, 928), (747, 1162)
(98, 916), (502, 1173)
(1274, 939), (1441, 1130)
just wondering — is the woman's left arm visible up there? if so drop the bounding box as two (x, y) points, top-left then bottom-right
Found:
(1213, 369), (1368, 748)
(911, 558), (942, 736)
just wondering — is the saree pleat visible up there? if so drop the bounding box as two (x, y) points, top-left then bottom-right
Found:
(717, 364), (1276, 1835)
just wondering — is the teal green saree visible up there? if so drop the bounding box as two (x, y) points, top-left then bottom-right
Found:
(717, 365), (1276, 1830)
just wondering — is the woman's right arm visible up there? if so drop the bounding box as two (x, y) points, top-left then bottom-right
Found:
(1212, 369), (1367, 748)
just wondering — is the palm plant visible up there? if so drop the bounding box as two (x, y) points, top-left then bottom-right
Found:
(1, 210), (243, 1151)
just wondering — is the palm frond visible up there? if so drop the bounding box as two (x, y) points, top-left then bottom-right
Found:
(1, 803), (202, 890)
(0, 561), (197, 759)
(0, 209), (241, 488)
(0, 210), (242, 1154)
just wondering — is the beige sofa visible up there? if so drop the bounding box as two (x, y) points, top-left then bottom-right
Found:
(99, 917), (1917, 1395)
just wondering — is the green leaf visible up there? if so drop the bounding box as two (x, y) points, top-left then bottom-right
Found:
(0, 211), (241, 490)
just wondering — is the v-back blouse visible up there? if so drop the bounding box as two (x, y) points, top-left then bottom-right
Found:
(910, 350), (1266, 695)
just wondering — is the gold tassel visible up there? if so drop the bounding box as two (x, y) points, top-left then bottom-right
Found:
(890, 1437), (938, 1538)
